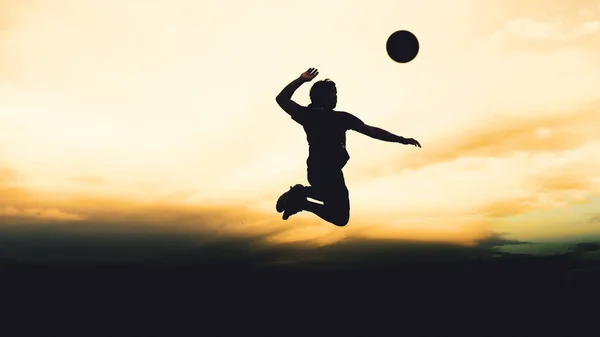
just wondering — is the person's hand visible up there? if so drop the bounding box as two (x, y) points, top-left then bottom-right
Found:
(402, 138), (421, 148)
(299, 68), (319, 82)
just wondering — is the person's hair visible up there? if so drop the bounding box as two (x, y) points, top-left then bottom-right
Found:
(309, 79), (336, 108)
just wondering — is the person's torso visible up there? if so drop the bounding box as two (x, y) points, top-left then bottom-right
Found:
(301, 107), (351, 168)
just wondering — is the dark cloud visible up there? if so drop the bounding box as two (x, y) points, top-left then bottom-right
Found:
(474, 232), (532, 248)
(1, 167), (598, 284)
(564, 242), (600, 270)
(1, 205), (599, 289)
(0, 224), (280, 266)
(0, 168), (286, 265)
(0, 213), (587, 272)
(569, 242), (600, 253)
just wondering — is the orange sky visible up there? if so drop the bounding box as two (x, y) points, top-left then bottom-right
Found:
(1, 0), (600, 248)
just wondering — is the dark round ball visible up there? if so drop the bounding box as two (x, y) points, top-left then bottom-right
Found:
(386, 30), (419, 63)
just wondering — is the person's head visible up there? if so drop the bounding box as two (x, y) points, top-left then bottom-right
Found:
(309, 79), (337, 109)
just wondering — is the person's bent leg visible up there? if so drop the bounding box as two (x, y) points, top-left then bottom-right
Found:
(302, 186), (324, 203)
(303, 166), (350, 226)
(281, 186), (350, 225)
(302, 200), (349, 227)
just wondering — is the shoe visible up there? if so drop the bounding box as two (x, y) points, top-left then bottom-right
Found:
(282, 189), (306, 220)
(276, 184), (304, 213)
(282, 204), (302, 220)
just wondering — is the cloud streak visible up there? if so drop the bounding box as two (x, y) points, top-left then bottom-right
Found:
(0, 206), (85, 221)
(355, 101), (600, 180)
(1, 210), (592, 268)
(495, 18), (600, 42)
(0, 169), (598, 270)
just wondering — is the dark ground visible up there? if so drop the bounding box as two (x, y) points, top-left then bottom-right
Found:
(2, 257), (598, 334)
(1, 231), (598, 333)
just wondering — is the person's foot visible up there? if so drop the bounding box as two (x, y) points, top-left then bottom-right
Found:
(282, 189), (307, 220)
(276, 184), (305, 213)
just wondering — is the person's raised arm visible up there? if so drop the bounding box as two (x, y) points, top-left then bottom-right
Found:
(349, 116), (421, 148)
(276, 68), (319, 116)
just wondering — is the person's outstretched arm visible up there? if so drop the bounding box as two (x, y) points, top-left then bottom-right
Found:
(276, 68), (319, 116)
(352, 119), (421, 147)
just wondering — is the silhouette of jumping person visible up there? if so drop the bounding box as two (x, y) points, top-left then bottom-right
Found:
(275, 68), (421, 226)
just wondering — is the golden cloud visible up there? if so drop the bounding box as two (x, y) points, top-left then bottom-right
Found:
(0, 167), (19, 183)
(476, 159), (600, 220)
(67, 175), (108, 186)
(386, 102), (600, 174)
(0, 0), (36, 79)
(0, 206), (85, 221)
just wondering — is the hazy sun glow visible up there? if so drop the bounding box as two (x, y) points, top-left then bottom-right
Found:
(1, 0), (600, 247)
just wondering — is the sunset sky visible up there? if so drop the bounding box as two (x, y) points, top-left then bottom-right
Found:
(1, 0), (599, 264)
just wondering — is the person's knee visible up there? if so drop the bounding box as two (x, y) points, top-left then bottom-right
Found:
(332, 216), (349, 227)
(323, 193), (349, 227)
(331, 210), (349, 227)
